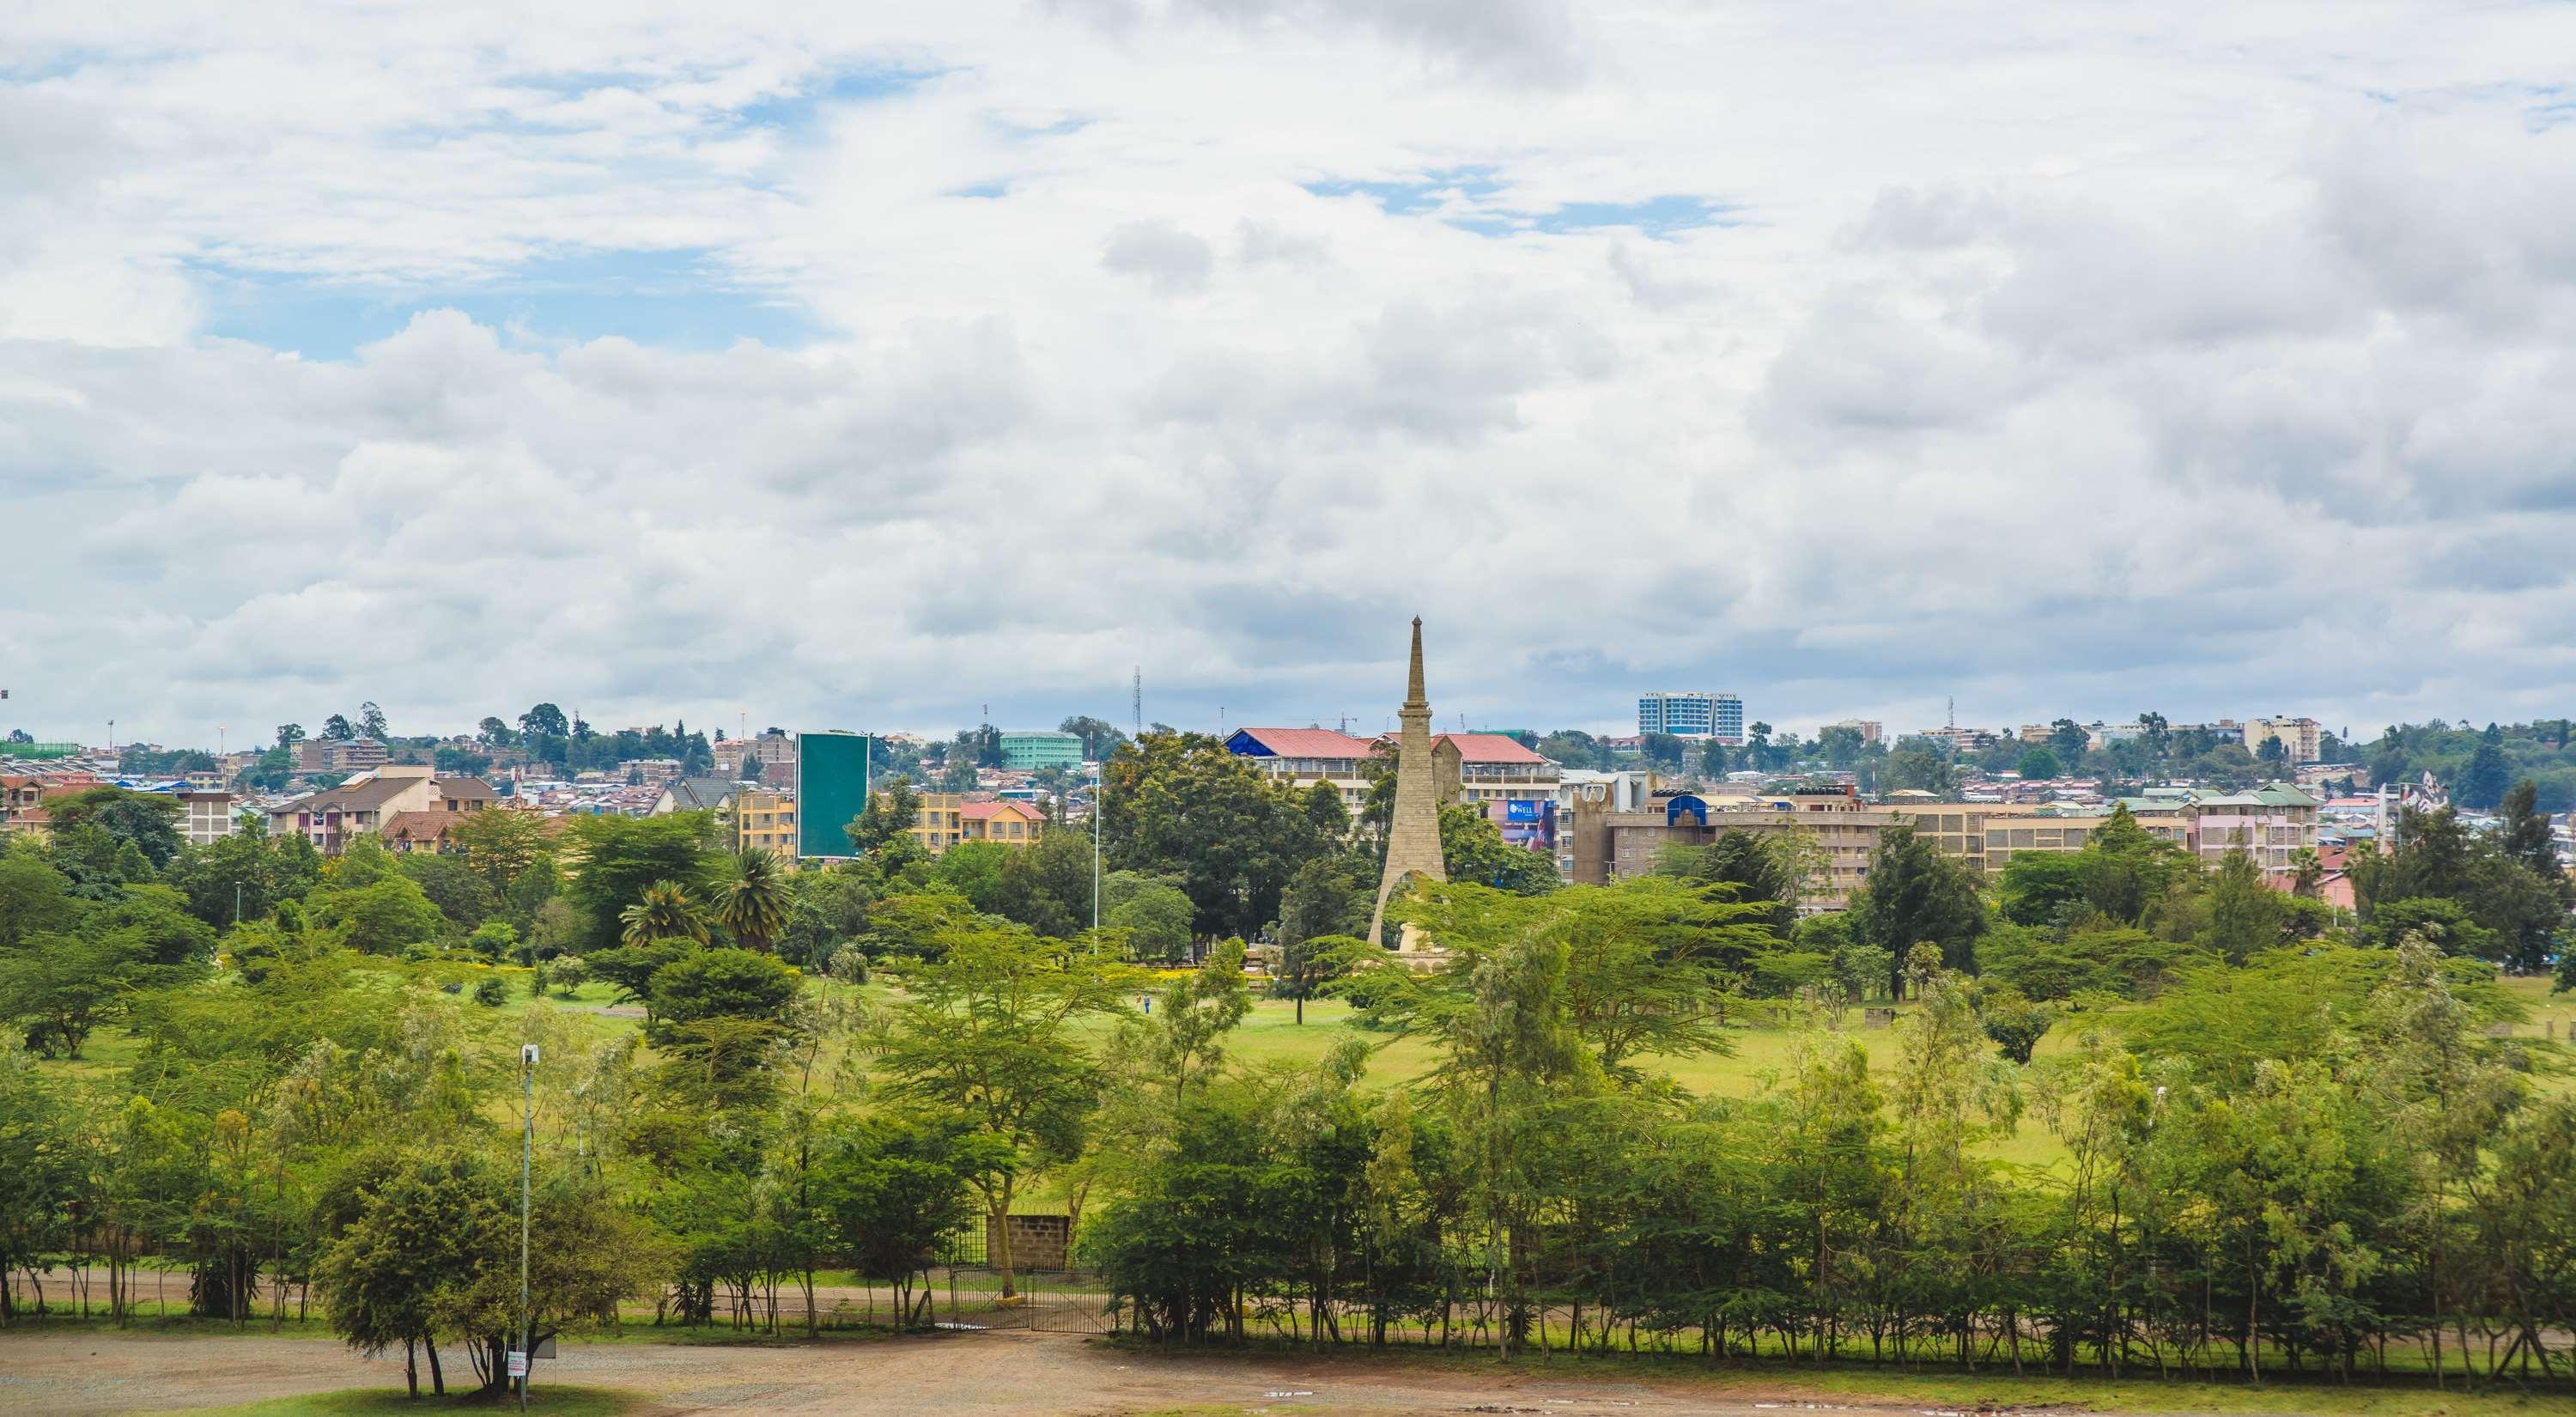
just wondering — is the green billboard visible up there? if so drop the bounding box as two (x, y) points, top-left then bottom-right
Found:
(794, 732), (870, 860)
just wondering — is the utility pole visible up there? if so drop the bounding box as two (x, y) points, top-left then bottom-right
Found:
(1091, 760), (1103, 937)
(518, 1043), (537, 1410)
(234, 881), (242, 927)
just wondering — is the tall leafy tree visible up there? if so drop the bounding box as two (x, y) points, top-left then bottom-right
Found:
(1274, 854), (1373, 1018)
(1057, 715), (1128, 761)
(844, 776), (925, 860)
(518, 702), (570, 740)
(2202, 848), (2285, 964)
(562, 812), (718, 952)
(2454, 726), (2512, 810)
(2047, 718), (2092, 765)
(1103, 731), (1325, 938)
(1850, 823), (1986, 995)
(47, 787), (185, 870)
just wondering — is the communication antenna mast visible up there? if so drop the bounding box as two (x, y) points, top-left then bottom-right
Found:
(1131, 667), (1142, 740)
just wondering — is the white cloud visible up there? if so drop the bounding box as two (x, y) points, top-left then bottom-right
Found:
(5, 1), (2576, 745)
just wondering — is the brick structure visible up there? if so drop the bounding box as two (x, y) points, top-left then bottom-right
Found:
(1368, 617), (1449, 946)
(989, 1213), (1074, 1272)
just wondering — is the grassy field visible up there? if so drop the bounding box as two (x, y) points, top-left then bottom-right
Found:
(38, 962), (2576, 1187)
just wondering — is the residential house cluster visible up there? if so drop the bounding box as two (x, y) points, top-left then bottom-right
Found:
(268, 764), (498, 854)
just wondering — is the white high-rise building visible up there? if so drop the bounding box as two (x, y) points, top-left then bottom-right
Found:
(1637, 691), (1745, 744)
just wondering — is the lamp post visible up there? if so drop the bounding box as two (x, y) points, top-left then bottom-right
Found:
(518, 1043), (537, 1410)
(1091, 759), (1102, 937)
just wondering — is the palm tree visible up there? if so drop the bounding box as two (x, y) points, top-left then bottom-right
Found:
(714, 848), (790, 952)
(619, 880), (708, 948)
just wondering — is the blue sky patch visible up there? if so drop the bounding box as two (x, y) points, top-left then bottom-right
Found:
(738, 66), (938, 131)
(1303, 166), (1505, 216)
(1304, 168), (1729, 239)
(1533, 194), (1735, 236)
(196, 249), (826, 361)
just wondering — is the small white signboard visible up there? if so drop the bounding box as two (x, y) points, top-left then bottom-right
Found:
(507, 1351), (529, 1379)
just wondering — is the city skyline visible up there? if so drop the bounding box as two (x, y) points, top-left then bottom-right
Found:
(3, 684), (2410, 759)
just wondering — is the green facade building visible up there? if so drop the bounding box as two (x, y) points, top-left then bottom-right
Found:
(999, 731), (1084, 769)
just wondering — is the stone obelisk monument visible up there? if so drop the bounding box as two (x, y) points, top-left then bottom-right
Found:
(1369, 617), (1448, 946)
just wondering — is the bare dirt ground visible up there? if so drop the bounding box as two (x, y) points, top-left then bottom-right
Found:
(0, 1329), (2057, 1417)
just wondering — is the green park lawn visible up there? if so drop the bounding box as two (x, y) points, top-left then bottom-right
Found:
(43, 964), (2576, 1185)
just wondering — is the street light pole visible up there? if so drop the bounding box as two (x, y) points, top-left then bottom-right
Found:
(1091, 760), (1102, 937)
(518, 1043), (537, 1411)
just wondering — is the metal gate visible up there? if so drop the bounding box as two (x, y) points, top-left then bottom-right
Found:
(933, 1220), (1120, 1335)
(936, 1264), (1121, 1335)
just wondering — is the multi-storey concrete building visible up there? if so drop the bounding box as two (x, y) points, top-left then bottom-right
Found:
(1223, 727), (1558, 811)
(1571, 781), (2306, 908)
(712, 730), (797, 779)
(297, 736), (390, 773)
(176, 788), (237, 845)
(999, 731), (1084, 770)
(1224, 727), (1382, 807)
(2186, 785), (2322, 871)
(962, 799), (1047, 844)
(733, 789), (798, 856)
(909, 791), (967, 854)
(1637, 691), (1746, 743)
(2244, 717), (2323, 765)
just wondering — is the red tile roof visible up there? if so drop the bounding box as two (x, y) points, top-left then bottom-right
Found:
(962, 800), (1043, 821)
(1436, 732), (1548, 765)
(1369, 731), (1549, 764)
(380, 810), (461, 842)
(1231, 727), (1377, 758)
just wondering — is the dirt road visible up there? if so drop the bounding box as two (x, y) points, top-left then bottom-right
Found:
(0, 1329), (2050, 1416)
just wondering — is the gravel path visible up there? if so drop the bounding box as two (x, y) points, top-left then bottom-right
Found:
(0, 1329), (2066, 1417)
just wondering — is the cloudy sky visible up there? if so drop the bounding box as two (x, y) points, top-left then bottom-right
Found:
(5, 2), (2574, 751)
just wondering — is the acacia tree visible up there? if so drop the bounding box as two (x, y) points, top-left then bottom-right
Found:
(1394, 878), (1767, 1080)
(874, 922), (1127, 1297)
(1140, 939), (1252, 1111)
